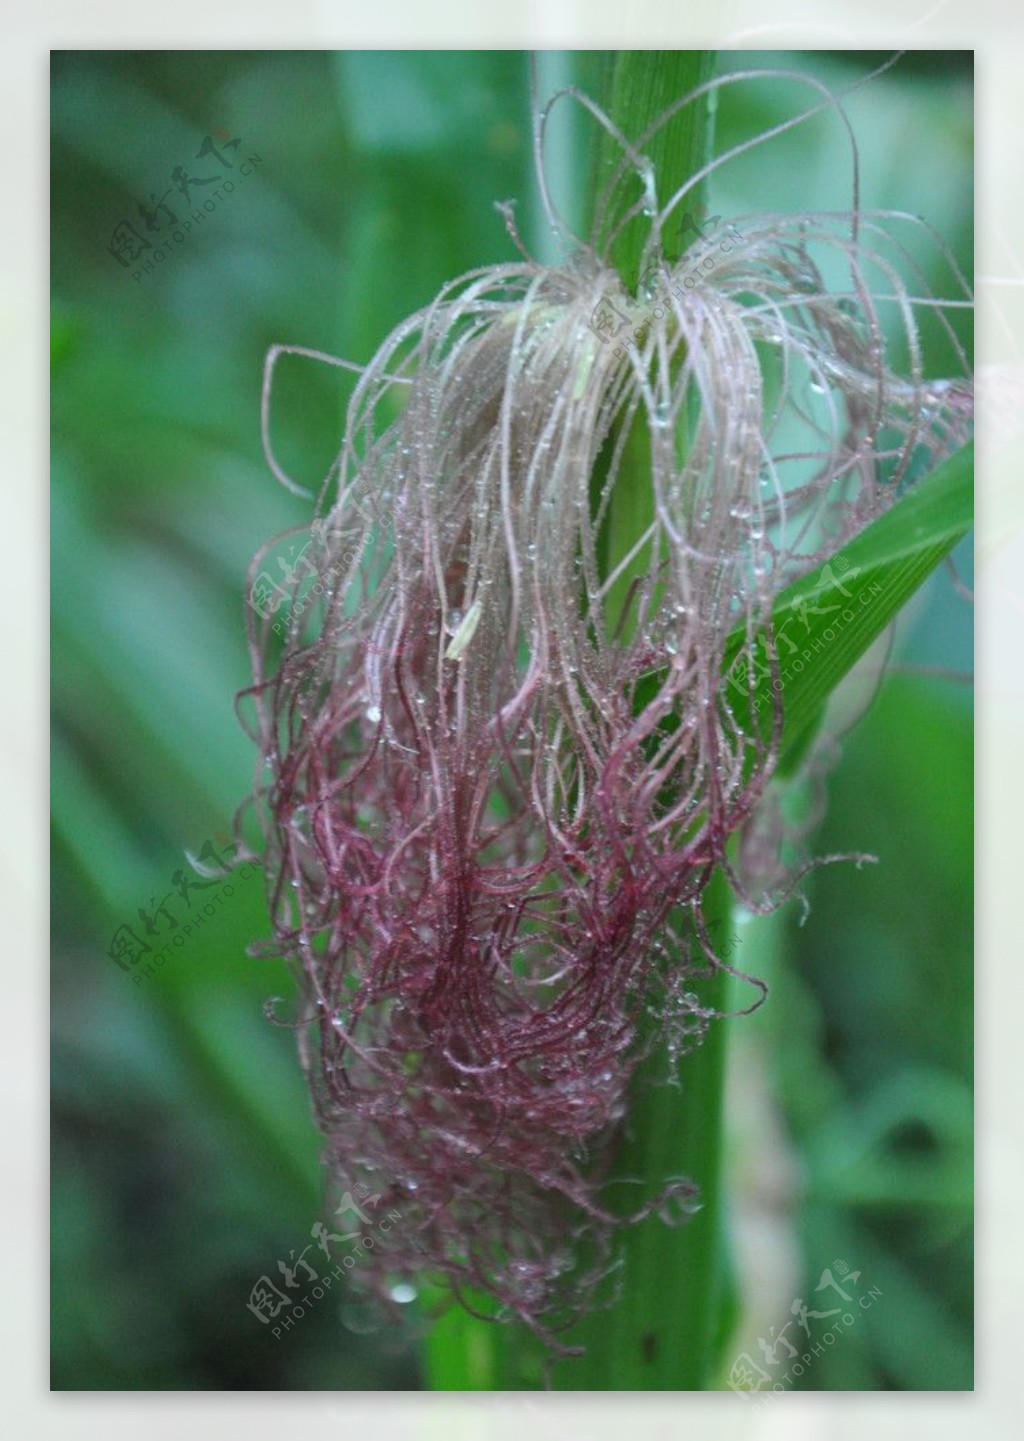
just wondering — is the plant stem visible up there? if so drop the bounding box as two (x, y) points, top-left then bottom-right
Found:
(543, 53), (733, 1390)
(546, 872), (735, 1390)
(591, 50), (717, 292)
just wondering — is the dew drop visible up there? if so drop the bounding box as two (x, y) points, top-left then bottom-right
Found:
(639, 156), (657, 217)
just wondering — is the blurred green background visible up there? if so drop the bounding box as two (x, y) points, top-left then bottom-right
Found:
(51, 50), (972, 1390)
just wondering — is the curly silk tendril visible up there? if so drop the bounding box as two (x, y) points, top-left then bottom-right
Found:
(237, 68), (972, 1349)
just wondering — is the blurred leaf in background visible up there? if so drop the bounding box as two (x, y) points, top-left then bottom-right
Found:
(51, 49), (971, 1390)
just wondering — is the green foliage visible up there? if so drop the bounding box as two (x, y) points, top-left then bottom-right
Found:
(724, 441), (973, 774)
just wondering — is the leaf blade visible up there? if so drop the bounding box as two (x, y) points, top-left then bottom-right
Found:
(723, 441), (973, 768)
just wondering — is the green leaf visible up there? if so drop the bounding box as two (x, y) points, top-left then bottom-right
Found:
(722, 441), (973, 771)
